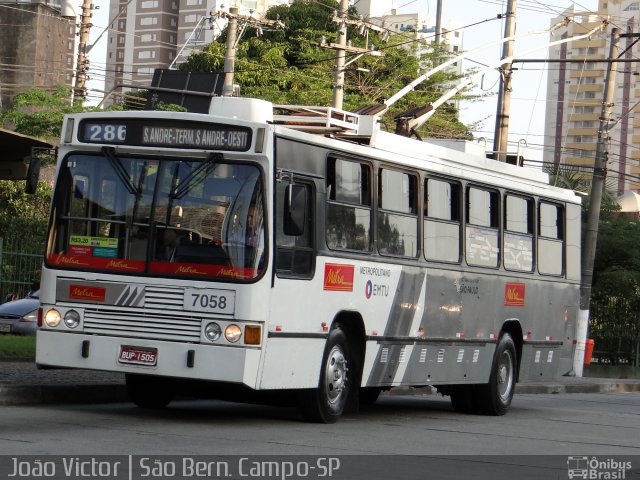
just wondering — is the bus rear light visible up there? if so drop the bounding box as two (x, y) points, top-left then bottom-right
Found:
(244, 325), (261, 345)
(44, 309), (61, 328)
(38, 308), (43, 328)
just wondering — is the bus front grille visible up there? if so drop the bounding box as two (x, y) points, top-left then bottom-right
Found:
(83, 309), (202, 342)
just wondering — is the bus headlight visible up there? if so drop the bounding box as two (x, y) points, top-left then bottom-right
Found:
(64, 310), (81, 329)
(204, 322), (222, 341)
(44, 309), (61, 328)
(225, 324), (242, 343)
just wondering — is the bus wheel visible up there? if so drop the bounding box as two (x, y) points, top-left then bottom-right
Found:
(359, 387), (382, 406)
(299, 327), (350, 423)
(125, 373), (173, 409)
(478, 333), (516, 415)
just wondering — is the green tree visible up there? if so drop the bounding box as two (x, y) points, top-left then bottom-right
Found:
(180, 0), (473, 139)
(0, 85), (87, 139)
(590, 216), (640, 365)
(0, 179), (51, 249)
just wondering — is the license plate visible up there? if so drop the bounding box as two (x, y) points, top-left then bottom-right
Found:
(118, 345), (157, 366)
(183, 288), (235, 315)
(0, 324), (11, 333)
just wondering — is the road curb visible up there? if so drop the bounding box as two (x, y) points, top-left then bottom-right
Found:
(515, 381), (640, 395)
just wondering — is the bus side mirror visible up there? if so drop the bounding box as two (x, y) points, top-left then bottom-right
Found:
(25, 156), (41, 194)
(284, 184), (307, 236)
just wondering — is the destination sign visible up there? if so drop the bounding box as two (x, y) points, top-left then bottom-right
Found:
(78, 119), (252, 152)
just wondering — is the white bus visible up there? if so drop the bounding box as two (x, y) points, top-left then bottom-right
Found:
(36, 97), (581, 422)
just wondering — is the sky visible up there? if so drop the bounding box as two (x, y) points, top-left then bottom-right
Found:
(87, 0), (601, 161)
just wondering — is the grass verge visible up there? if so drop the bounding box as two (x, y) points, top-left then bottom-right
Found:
(0, 335), (36, 358)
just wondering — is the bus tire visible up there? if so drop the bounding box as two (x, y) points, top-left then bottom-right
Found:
(478, 333), (516, 416)
(126, 373), (173, 409)
(299, 326), (351, 423)
(359, 387), (382, 406)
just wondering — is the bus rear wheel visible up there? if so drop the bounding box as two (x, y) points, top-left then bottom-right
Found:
(477, 333), (516, 415)
(299, 326), (351, 423)
(126, 373), (173, 409)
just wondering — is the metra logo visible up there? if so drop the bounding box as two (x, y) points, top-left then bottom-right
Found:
(217, 267), (239, 278)
(504, 282), (525, 306)
(106, 260), (138, 271)
(70, 285), (106, 302)
(176, 265), (207, 275)
(323, 263), (354, 292)
(56, 255), (90, 266)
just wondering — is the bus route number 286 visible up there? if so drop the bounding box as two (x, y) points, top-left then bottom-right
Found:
(183, 288), (235, 315)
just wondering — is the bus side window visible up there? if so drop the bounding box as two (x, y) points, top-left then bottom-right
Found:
(503, 194), (534, 272)
(326, 158), (371, 252)
(424, 178), (461, 263)
(465, 186), (500, 268)
(538, 202), (564, 276)
(377, 168), (418, 257)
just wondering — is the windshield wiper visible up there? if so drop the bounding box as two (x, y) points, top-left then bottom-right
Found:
(102, 146), (140, 195)
(171, 152), (222, 200)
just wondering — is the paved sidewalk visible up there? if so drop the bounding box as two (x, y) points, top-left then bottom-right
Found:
(1, 359), (639, 406)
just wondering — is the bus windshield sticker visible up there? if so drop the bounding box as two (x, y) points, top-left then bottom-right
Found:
(68, 236), (119, 259)
(69, 236), (118, 249)
(323, 263), (355, 292)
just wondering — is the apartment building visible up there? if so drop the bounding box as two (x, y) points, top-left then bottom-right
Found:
(363, 10), (464, 77)
(0, 0), (76, 108)
(544, 0), (640, 194)
(104, 0), (289, 102)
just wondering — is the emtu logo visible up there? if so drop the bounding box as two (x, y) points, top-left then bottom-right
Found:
(365, 280), (389, 299)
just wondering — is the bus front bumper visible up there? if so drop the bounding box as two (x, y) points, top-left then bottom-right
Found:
(36, 330), (261, 386)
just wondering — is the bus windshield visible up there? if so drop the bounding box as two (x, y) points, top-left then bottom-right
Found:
(46, 152), (265, 281)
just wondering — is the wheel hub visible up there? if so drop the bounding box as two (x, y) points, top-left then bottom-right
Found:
(325, 346), (347, 405)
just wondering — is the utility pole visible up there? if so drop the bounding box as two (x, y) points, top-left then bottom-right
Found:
(218, 7), (284, 97)
(74, 0), (94, 101)
(434, 0), (443, 44)
(574, 28), (620, 377)
(493, 0), (517, 162)
(332, 0), (349, 109)
(222, 7), (239, 97)
(325, 0), (385, 109)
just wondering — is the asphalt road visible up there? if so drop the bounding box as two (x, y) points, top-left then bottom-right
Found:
(0, 391), (637, 455)
(1, 391), (638, 479)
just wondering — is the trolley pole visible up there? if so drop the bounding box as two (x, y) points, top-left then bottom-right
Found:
(574, 28), (619, 377)
(74, 0), (93, 101)
(493, 0), (517, 162)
